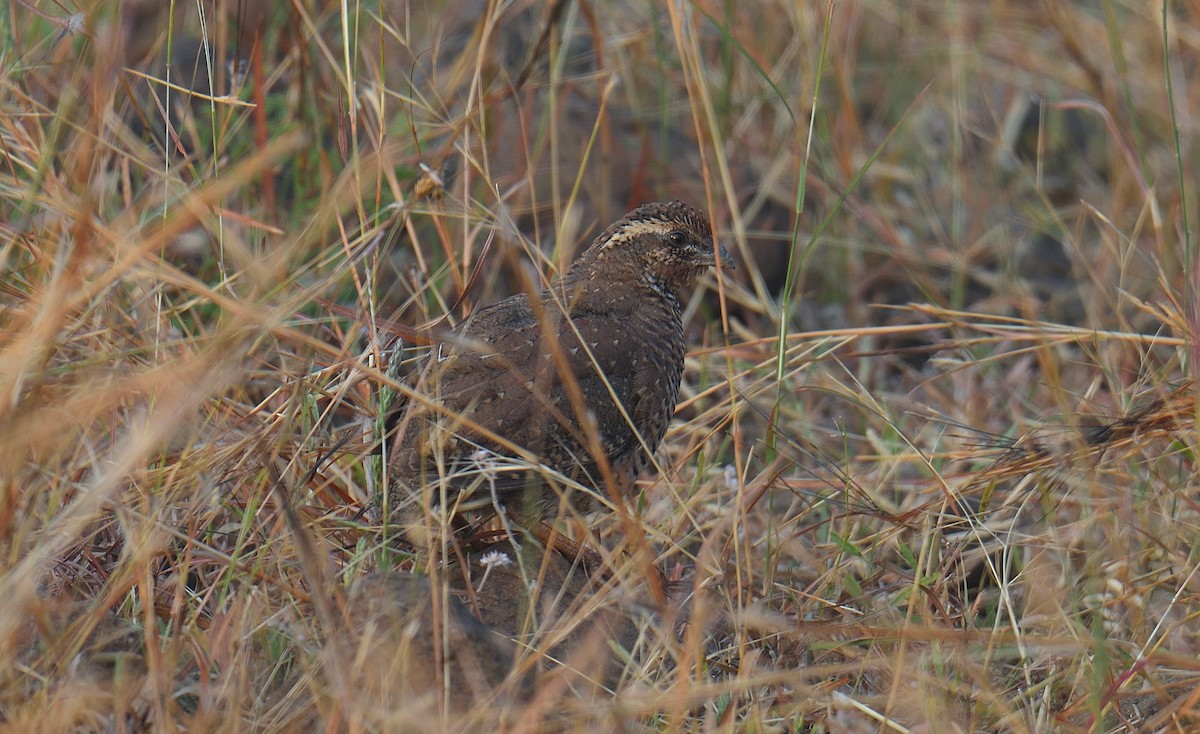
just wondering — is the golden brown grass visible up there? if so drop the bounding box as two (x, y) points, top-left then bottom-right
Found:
(3, 1), (1200, 731)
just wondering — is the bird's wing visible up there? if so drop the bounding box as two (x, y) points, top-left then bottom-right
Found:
(388, 292), (660, 518)
(430, 309), (642, 463)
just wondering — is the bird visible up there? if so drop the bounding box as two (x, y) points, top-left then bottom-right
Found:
(385, 200), (733, 529)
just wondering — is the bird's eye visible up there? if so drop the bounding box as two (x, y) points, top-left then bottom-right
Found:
(668, 231), (688, 246)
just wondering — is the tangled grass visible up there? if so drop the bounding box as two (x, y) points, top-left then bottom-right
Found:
(2, 1), (1199, 731)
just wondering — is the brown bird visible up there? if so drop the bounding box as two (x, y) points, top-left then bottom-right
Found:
(386, 201), (732, 528)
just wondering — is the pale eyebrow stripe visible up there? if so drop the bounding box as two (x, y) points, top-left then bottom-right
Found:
(599, 219), (674, 250)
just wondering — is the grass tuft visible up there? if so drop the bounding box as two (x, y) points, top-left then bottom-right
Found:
(2, 1), (1199, 731)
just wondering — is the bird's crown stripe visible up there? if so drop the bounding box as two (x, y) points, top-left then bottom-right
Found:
(600, 219), (675, 249)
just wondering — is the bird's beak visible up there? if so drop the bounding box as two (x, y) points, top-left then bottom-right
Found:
(712, 242), (735, 271)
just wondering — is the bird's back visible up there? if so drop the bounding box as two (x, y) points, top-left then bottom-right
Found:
(389, 274), (684, 517)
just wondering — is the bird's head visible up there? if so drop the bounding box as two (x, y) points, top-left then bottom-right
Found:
(573, 201), (734, 293)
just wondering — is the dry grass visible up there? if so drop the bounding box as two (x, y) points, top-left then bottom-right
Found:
(3, 1), (1200, 731)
